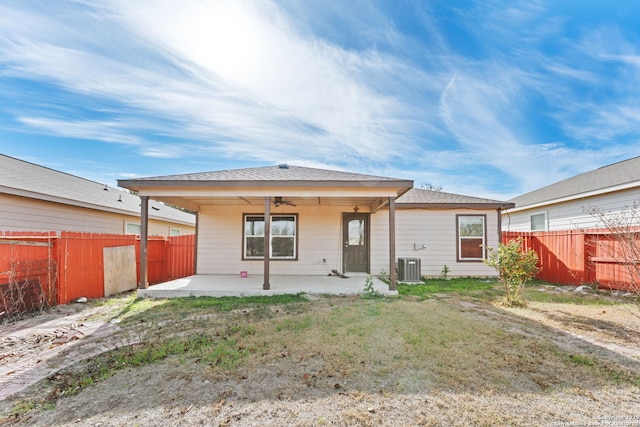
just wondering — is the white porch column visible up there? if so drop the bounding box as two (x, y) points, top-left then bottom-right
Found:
(263, 197), (271, 290)
(139, 195), (149, 289)
(389, 196), (397, 290)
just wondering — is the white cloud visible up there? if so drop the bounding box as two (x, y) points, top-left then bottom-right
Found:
(16, 116), (143, 145)
(2, 1), (640, 199)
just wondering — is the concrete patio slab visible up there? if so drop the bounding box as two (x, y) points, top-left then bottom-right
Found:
(137, 274), (397, 298)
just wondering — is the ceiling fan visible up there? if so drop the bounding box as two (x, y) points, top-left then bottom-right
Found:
(273, 196), (296, 207)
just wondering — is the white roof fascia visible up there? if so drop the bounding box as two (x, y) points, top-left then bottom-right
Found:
(504, 180), (640, 214)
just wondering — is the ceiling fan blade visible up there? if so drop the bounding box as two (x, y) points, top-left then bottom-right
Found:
(273, 196), (296, 207)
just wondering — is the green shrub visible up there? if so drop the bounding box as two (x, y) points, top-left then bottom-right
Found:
(484, 238), (540, 307)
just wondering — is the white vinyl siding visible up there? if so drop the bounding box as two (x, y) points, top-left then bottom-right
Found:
(0, 194), (195, 236)
(371, 209), (500, 278)
(197, 204), (346, 275)
(502, 188), (640, 232)
(197, 204), (501, 278)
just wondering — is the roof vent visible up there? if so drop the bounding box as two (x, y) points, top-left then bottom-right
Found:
(278, 164), (289, 169)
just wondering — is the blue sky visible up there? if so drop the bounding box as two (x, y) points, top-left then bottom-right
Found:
(1, 0), (639, 200)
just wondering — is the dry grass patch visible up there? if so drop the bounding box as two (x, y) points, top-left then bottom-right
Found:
(3, 290), (640, 426)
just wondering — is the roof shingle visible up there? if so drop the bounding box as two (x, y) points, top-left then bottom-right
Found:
(397, 188), (513, 208)
(124, 165), (410, 183)
(0, 154), (194, 224)
(509, 156), (640, 208)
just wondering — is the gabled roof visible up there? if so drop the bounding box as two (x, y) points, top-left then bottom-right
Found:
(119, 164), (413, 188)
(397, 188), (514, 209)
(508, 156), (640, 210)
(0, 154), (195, 225)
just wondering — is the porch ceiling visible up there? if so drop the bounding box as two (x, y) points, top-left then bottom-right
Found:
(144, 194), (392, 213)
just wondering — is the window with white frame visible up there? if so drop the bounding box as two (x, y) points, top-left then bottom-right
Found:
(244, 214), (297, 260)
(457, 214), (486, 261)
(169, 228), (181, 236)
(530, 213), (546, 231)
(125, 222), (141, 235)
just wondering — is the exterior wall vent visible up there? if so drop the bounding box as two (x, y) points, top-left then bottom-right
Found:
(398, 257), (421, 282)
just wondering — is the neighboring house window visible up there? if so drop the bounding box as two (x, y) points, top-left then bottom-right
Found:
(169, 228), (181, 236)
(125, 222), (141, 235)
(457, 215), (486, 261)
(530, 213), (546, 231)
(244, 214), (297, 260)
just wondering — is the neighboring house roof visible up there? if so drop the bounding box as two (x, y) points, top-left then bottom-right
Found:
(119, 164), (413, 189)
(397, 188), (514, 209)
(508, 156), (640, 212)
(0, 154), (195, 225)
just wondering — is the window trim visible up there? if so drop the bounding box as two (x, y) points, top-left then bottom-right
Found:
(530, 212), (547, 231)
(125, 222), (141, 235)
(169, 228), (181, 236)
(242, 213), (298, 261)
(456, 214), (487, 262)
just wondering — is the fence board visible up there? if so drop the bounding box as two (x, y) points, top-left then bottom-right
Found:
(166, 234), (196, 280)
(503, 229), (639, 291)
(58, 232), (138, 304)
(1, 231), (195, 316)
(0, 231), (57, 316)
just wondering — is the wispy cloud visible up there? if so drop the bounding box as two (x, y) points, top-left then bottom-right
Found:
(1, 0), (420, 165)
(1, 1), (639, 199)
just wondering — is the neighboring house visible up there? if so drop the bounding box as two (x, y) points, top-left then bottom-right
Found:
(118, 165), (513, 288)
(502, 156), (640, 232)
(0, 154), (195, 235)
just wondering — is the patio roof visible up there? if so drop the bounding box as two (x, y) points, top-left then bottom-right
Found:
(118, 164), (414, 213)
(119, 165), (407, 292)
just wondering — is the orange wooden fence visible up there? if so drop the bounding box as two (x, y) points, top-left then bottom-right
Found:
(503, 229), (640, 291)
(1, 231), (195, 315)
(0, 231), (57, 316)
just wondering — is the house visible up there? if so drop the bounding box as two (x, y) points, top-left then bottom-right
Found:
(502, 156), (640, 232)
(118, 165), (513, 289)
(0, 154), (195, 235)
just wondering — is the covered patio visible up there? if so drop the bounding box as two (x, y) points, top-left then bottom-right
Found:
(137, 274), (396, 298)
(118, 165), (414, 295)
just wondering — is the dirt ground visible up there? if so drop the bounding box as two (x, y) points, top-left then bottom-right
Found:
(1, 290), (640, 426)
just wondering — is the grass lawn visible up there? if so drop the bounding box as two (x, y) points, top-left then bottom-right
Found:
(3, 278), (640, 426)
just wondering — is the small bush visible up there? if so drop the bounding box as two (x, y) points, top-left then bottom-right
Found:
(484, 238), (540, 307)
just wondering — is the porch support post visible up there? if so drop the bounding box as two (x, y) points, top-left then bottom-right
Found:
(139, 196), (149, 289)
(263, 197), (271, 290)
(389, 196), (397, 290)
(194, 211), (199, 274)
